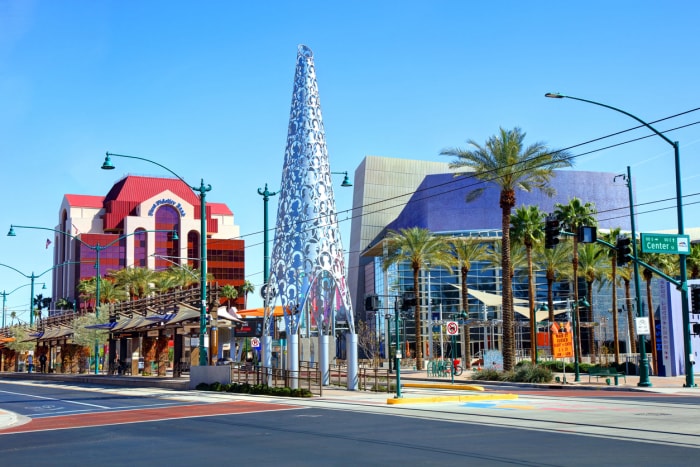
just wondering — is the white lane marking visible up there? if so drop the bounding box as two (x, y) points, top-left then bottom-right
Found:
(0, 389), (111, 409)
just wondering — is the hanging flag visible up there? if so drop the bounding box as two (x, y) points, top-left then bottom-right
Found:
(45, 238), (52, 249)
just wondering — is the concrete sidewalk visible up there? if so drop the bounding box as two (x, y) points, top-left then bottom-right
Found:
(1, 368), (699, 431)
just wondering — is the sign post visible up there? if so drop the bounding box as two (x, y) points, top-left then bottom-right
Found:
(551, 322), (574, 383)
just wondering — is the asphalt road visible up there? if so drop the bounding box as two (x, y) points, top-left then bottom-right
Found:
(1, 380), (699, 466)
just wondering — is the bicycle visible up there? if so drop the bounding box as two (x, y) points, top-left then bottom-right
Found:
(452, 362), (463, 376)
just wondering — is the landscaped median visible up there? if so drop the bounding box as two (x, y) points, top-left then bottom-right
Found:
(387, 382), (517, 405)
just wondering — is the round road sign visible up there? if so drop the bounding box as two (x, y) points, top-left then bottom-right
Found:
(446, 321), (459, 335)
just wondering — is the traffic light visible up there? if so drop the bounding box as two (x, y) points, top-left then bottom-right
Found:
(365, 294), (379, 311)
(615, 236), (632, 266)
(544, 215), (560, 249)
(401, 292), (416, 311)
(691, 287), (700, 313)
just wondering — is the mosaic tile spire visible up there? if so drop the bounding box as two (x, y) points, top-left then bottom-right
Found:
(267, 44), (354, 334)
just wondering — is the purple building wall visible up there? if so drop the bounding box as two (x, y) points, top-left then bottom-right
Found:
(387, 170), (632, 233)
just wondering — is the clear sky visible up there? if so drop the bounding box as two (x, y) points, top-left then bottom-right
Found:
(1, 1), (699, 321)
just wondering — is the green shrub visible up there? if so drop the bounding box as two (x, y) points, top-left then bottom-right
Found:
(471, 369), (503, 381)
(196, 381), (314, 397)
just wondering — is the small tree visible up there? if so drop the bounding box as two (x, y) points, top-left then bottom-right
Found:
(356, 320), (381, 367)
(72, 308), (109, 371)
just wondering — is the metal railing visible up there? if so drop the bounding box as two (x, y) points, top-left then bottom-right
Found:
(230, 363), (323, 396)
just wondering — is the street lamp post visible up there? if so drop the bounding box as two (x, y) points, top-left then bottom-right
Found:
(9, 225), (176, 374)
(1, 282), (45, 328)
(257, 184), (279, 299)
(394, 297), (402, 398)
(0, 262), (63, 327)
(569, 297), (590, 382)
(546, 92), (691, 387)
(102, 152), (211, 367)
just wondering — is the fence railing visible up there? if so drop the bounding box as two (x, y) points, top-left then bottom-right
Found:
(230, 364), (323, 396)
(358, 367), (392, 393)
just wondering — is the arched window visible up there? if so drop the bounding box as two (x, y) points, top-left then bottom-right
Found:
(154, 205), (180, 270)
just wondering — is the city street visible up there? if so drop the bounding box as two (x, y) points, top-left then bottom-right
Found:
(1, 379), (699, 466)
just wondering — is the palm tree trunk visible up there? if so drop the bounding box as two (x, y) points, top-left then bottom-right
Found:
(572, 238), (581, 360)
(527, 245), (536, 364)
(500, 195), (515, 371)
(413, 267), (423, 370)
(611, 260), (620, 364)
(547, 276), (555, 352)
(587, 282), (596, 364)
(646, 278), (658, 374)
(461, 266), (472, 369)
(625, 279), (637, 354)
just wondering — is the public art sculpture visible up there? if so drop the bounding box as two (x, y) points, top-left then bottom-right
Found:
(263, 45), (358, 389)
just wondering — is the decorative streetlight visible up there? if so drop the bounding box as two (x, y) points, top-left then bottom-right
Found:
(1, 282), (46, 328)
(256, 184), (279, 301)
(394, 296), (403, 398)
(534, 303), (548, 364)
(451, 310), (468, 384)
(0, 262), (66, 327)
(331, 171), (353, 188)
(545, 92), (691, 387)
(9, 225), (176, 373)
(569, 297), (590, 382)
(102, 151), (211, 367)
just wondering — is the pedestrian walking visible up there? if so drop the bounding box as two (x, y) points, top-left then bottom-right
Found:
(27, 354), (34, 373)
(39, 354), (47, 373)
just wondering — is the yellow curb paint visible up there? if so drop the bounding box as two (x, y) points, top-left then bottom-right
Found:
(403, 383), (485, 391)
(387, 393), (518, 405)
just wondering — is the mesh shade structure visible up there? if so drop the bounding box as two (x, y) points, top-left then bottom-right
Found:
(264, 45), (357, 389)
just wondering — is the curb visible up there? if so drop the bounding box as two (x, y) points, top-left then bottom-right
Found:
(403, 382), (485, 391)
(387, 393), (518, 405)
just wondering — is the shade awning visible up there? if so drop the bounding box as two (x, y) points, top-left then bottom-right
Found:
(467, 289), (528, 307)
(513, 305), (569, 322)
(238, 306), (285, 317)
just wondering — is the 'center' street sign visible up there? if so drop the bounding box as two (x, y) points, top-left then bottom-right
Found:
(640, 233), (690, 255)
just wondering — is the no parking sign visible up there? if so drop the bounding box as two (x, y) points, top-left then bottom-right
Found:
(250, 337), (261, 348)
(446, 321), (459, 335)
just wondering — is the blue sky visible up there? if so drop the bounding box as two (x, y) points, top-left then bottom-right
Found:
(1, 1), (699, 320)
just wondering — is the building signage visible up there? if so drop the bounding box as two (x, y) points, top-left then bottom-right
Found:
(148, 198), (187, 217)
(640, 233), (690, 255)
(234, 318), (264, 338)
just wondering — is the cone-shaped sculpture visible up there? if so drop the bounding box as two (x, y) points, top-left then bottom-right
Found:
(263, 45), (356, 389)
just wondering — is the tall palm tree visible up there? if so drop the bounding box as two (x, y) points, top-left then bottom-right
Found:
(578, 243), (609, 362)
(220, 285), (239, 308)
(383, 227), (455, 370)
(686, 243), (700, 280)
(640, 251), (673, 374)
(449, 236), (488, 369)
(239, 280), (255, 309)
(511, 205), (546, 363)
(9, 311), (17, 326)
(534, 239), (573, 348)
(601, 227), (622, 363)
(442, 127), (572, 371)
(554, 198), (597, 358)
(110, 267), (156, 300)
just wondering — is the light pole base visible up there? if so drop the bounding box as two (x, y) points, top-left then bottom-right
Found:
(637, 381), (653, 388)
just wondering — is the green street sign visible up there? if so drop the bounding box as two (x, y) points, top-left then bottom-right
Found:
(640, 233), (691, 255)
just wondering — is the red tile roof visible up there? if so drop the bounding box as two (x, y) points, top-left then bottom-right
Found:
(209, 202), (232, 216)
(64, 194), (104, 208)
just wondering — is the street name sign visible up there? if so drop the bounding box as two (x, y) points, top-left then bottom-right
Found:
(640, 233), (690, 255)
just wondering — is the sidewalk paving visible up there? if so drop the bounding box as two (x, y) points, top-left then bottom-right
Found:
(1, 368), (699, 431)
